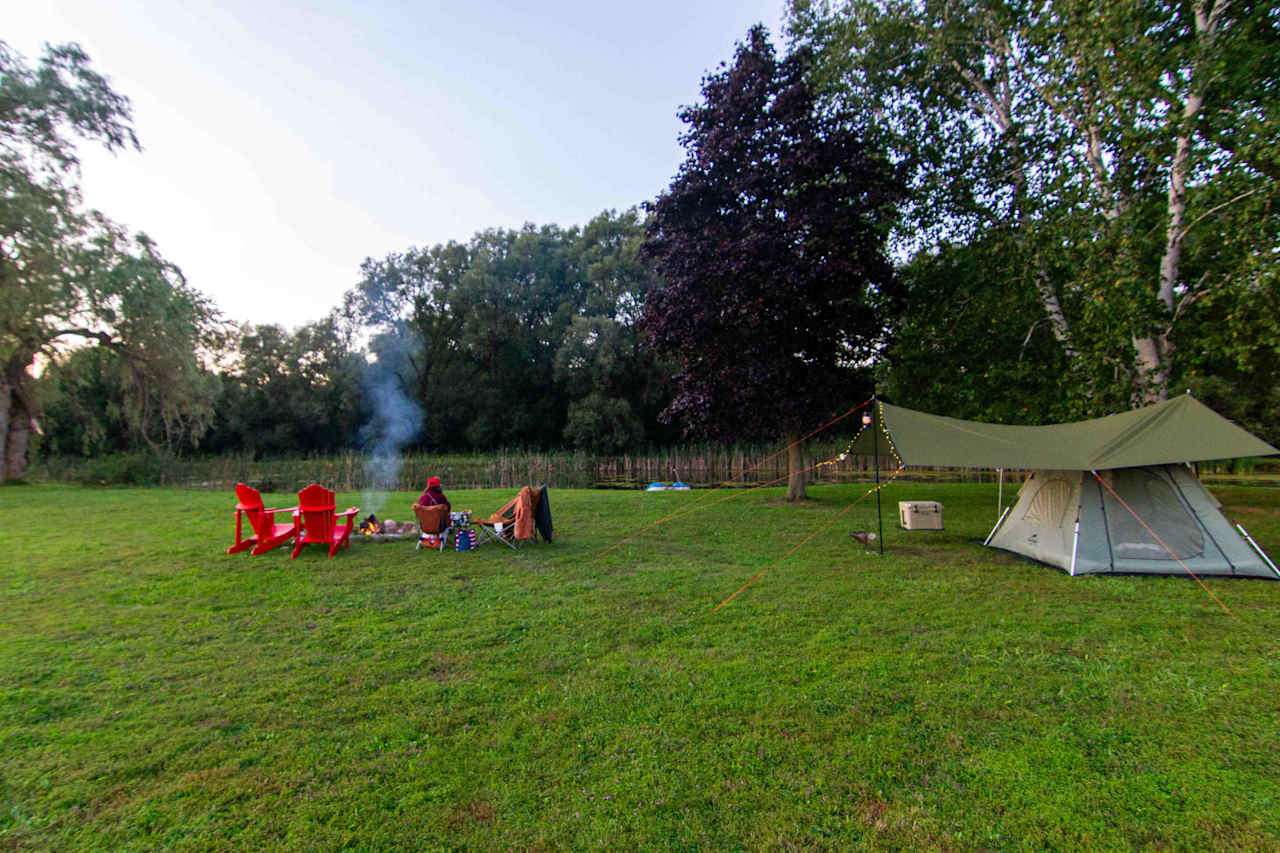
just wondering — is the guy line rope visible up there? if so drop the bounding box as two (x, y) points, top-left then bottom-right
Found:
(595, 399), (875, 559)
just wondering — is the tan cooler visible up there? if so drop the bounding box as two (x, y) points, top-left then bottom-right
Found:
(899, 501), (943, 530)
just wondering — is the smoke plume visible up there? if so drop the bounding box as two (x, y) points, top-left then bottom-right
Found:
(359, 333), (424, 516)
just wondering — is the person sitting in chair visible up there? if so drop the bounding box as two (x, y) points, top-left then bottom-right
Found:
(417, 477), (451, 515)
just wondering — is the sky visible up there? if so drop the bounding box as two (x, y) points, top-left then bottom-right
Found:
(7, 0), (790, 329)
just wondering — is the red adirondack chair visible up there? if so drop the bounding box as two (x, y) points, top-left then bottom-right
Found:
(226, 483), (299, 556)
(291, 483), (359, 558)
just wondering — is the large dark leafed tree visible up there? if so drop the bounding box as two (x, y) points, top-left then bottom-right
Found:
(1, 42), (221, 479)
(640, 25), (902, 500)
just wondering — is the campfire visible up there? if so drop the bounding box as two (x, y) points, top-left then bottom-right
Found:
(358, 514), (416, 539)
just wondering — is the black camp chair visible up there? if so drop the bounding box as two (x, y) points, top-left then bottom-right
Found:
(533, 484), (552, 543)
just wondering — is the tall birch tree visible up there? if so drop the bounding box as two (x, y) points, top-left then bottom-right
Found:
(791, 0), (1279, 408)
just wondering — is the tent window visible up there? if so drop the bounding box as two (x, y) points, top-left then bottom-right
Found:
(1103, 469), (1204, 560)
(1022, 478), (1073, 527)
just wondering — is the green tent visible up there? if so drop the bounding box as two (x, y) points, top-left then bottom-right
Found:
(849, 395), (1279, 578)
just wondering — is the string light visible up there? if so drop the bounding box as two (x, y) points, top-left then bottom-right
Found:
(815, 404), (904, 473)
(876, 411), (904, 470)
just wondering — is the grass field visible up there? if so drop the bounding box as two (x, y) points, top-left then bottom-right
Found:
(2, 480), (1279, 851)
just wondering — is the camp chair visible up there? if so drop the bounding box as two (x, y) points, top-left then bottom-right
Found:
(475, 486), (532, 549)
(532, 484), (552, 543)
(291, 483), (359, 558)
(227, 483), (299, 556)
(413, 503), (451, 552)
(476, 485), (551, 549)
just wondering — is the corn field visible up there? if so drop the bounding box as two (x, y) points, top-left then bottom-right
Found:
(32, 446), (1277, 491)
(32, 445), (934, 491)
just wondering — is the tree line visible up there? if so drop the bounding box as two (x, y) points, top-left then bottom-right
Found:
(6, 0), (1278, 483)
(37, 212), (675, 462)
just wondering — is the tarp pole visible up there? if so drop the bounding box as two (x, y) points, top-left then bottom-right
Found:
(997, 468), (1004, 522)
(873, 399), (884, 555)
(1069, 519), (1080, 577)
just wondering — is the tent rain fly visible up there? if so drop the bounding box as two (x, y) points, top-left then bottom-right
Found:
(848, 394), (1278, 471)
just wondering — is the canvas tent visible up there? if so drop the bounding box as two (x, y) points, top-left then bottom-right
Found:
(847, 395), (1279, 578)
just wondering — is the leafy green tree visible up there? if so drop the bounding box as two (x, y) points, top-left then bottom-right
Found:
(447, 225), (577, 446)
(1, 41), (221, 477)
(554, 317), (647, 453)
(881, 231), (1075, 424)
(36, 346), (129, 457)
(790, 0), (1280, 410)
(640, 26), (902, 500)
(346, 240), (470, 447)
(202, 317), (366, 456)
(1175, 240), (1280, 445)
(346, 210), (667, 451)
(553, 212), (670, 453)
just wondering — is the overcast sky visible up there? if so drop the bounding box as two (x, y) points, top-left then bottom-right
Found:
(8, 0), (789, 329)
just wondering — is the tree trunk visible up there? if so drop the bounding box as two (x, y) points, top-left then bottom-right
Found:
(955, 38), (1082, 371)
(785, 432), (807, 501)
(0, 377), (10, 481)
(1142, 87), (1201, 408)
(1135, 0), (1222, 407)
(2, 357), (37, 482)
(1132, 334), (1173, 406)
(1032, 272), (1078, 361)
(5, 410), (31, 482)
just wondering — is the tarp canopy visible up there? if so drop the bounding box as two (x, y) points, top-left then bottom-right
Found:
(849, 395), (1278, 470)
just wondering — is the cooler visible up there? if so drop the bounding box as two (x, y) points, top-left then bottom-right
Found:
(899, 501), (944, 530)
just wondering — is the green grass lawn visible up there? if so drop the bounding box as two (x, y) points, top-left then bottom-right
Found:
(2, 481), (1279, 851)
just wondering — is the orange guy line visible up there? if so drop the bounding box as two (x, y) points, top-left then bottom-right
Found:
(712, 468), (903, 613)
(1090, 471), (1237, 621)
(595, 399), (873, 559)
(597, 460), (822, 558)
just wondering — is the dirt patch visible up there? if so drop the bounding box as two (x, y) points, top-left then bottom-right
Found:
(531, 709), (565, 727)
(422, 654), (469, 683)
(447, 799), (497, 828)
(197, 717), (232, 729)
(1222, 504), (1279, 518)
(857, 545), (952, 560)
(856, 795), (892, 830)
(183, 765), (239, 788)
